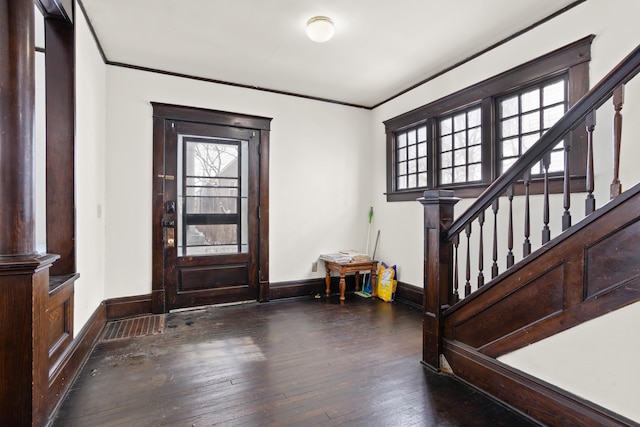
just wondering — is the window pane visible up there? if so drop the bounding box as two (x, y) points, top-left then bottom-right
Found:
(440, 118), (452, 135)
(397, 161), (407, 175)
(468, 127), (481, 145)
(468, 145), (481, 163)
(408, 160), (417, 174)
(521, 88), (540, 112)
(543, 80), (565, 105)
(441, 169), (452, 184)
(407, 145), (416, 159)
(397, 175), (407, 190)
(468, 108), (481, 127)
(408, 174), (417, 188)
(521, 111), (540, 133)
(408, 130), (416, 145)
(501, 117), (519, 138)
(454, 148), (466, 165)
(522, 133), (539, 152)
(502, 158), (516, 172)
(441, 152), (452, 168)
(500, 96), (518, 117)
(543, 105), (564, 128)
(441, 134), (452, 151)
(418, 172), (428, 187)
(398, 147), (407, 161)
(417, 142), (427, 157)
(418, 157), (427, 172)
(417, 126), (427, 142)
(454, 166), (466, 183)
(502, 137), (519, 157)
(453, 113), (466, 130)
(468, 164), (481, 181)
(453, 131), (466, 149)
(397, 133), (407, 148)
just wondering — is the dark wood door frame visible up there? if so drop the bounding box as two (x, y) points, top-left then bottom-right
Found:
(151, 103), (272, 313)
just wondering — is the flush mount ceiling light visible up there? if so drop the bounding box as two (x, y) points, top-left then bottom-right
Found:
(306, 16), (334, 43)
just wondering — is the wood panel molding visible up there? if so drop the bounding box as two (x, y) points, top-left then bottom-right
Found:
(47, 301), (106, 419)
(443, 182), (640, 357)
(443, 340), (637, 427)
(394, 281), (423, 308)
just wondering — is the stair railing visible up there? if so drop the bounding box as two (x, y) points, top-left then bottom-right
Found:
(419, 44), (640, 370)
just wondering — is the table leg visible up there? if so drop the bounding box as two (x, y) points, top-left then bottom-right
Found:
(371, 264), (378, 297)
(339, 274), (346, 301)
(325, 267), (331, 297)
(355, 271), (361, 292)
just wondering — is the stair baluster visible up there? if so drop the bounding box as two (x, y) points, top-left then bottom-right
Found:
(491, 199), (499, 279)
(452, 234), (460, 304)
(542, 153), (551, 244)
(585, 110), (596, 214)
(523, 171), (532, 257)
(507, 185), (515, 268)
(465, 223), (472, 297)
(611, 85), (624, 198)
(562, 139), (572, 231)
(478, 211), (485, 288)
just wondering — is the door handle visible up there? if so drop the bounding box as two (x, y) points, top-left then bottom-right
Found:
(166, 201), (176, 214)
(162, 219), (175, 247)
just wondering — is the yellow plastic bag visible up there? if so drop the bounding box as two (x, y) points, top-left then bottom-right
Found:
(377, 264), (397, 302)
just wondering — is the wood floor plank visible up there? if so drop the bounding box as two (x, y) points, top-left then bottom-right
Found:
(52, 295), (539, 426)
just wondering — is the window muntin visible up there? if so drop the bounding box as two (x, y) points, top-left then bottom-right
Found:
(438, 106), (482, 185)
(497, 77), (567, 175)
(396, 124), (428, 190)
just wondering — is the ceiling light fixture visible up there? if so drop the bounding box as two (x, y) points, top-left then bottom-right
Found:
(306, 16), (334, 43)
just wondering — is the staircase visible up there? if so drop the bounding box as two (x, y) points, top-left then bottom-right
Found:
(420, 44), (640, 426)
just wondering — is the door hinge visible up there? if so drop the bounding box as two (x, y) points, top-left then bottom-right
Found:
(258, 206), (261, 219)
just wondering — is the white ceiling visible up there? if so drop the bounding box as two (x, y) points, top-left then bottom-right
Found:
(79, 0), (580, 108)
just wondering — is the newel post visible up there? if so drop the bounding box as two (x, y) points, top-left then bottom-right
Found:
(418, 190), (459, 370)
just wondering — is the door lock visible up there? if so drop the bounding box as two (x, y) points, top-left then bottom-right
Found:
(163, 219), (175, 247)
(166, 201), (176, 214)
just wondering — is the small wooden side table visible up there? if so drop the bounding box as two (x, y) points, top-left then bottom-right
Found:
(324, 260), (378, 301)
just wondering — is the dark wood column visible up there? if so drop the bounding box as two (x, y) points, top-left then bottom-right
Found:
(0, 0), (58, 425)
(418, 190), (458, 371)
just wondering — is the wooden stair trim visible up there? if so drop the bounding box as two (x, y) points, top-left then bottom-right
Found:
(442, 182), (640, 355)
(444, 340), (637, 427)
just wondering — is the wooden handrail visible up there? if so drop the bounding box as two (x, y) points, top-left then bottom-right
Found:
(445, 43), (640, 241)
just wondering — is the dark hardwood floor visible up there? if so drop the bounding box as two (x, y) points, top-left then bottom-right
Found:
(52, 295), (539, 426)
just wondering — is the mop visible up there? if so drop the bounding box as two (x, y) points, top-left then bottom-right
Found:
(355, 226), (380, 297)
(354, 207), (374, 298)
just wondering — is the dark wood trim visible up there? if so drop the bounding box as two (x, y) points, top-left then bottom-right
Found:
(152, 102), (272, 130)
(373, 1), (587, 109)
(106, 294), (153, 321)
(384, 35), (593, 130)
(75, 0), (107, 63)
(269, 279), (326, 300)
(47, 301), (106, 423)
(74, 0), (586, 110)
(35, 0), (72, 22)
(45, 15), (76, 275)
(394, 281), (423, 309)
(118, 63), (369, 110)
(443, 340), (637, 427)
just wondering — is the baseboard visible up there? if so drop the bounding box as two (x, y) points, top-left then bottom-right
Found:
(395, 281), (423, 308)
(269, 276), (361, 300)
(106, 294), (153, 320)
(47, 301), (107, 424)
(443, 340), (636, 427)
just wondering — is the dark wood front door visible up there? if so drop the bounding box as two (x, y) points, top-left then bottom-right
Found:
(152, 104), (271, 312)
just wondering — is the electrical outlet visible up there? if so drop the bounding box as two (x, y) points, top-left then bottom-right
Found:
(312, 261), (318, 272)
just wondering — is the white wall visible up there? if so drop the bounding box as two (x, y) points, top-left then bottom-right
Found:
(367, 0), (640, 420)
(499, 302), (640, 422)
(370, 0), (640, 287)
(74, 2), (107, 335)
(103, 68), (371, 299)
